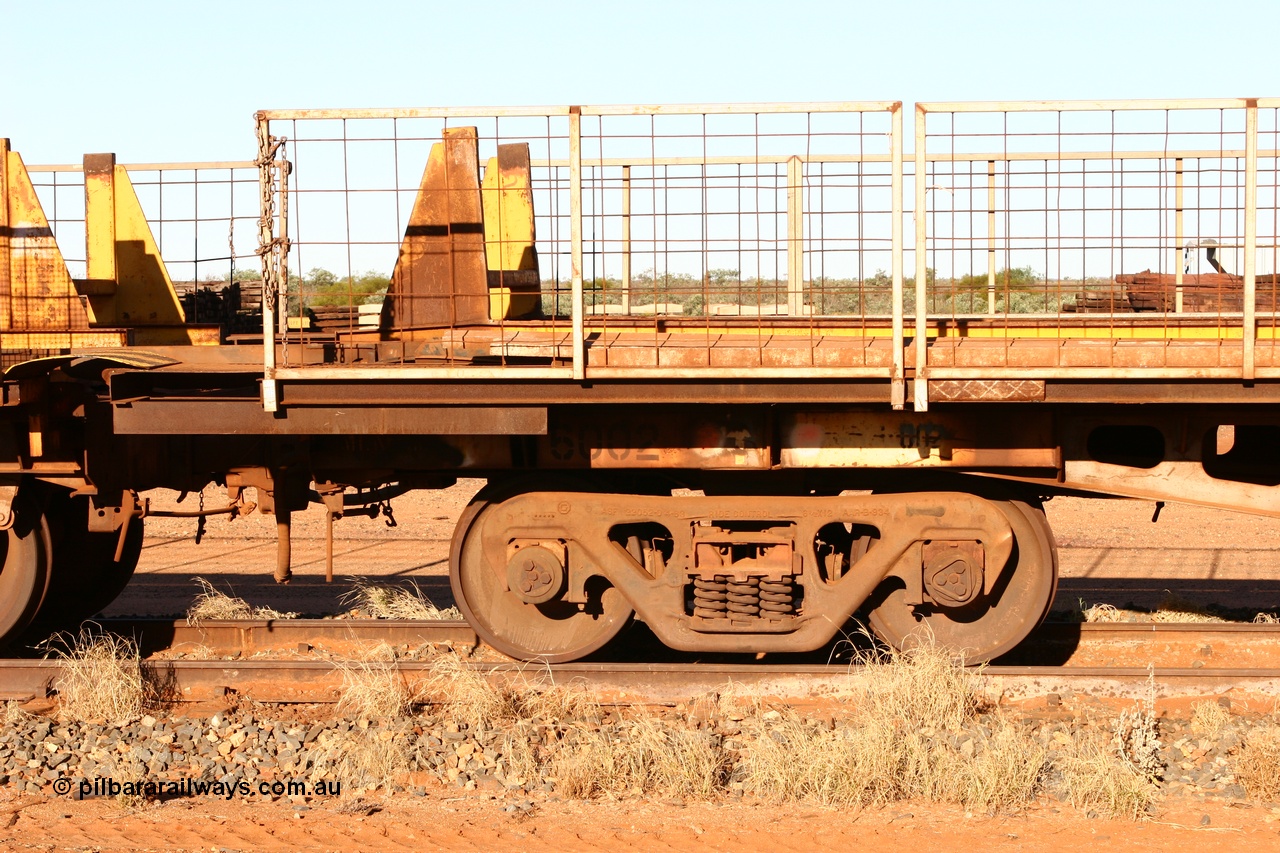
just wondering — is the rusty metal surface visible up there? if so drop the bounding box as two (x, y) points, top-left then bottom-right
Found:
(276, 380), (897, 406)
(0, 619), (1274, 703)
(0, 140), (91, 335)
(452, 489), (1029, 661)
(99, 618), (477, 655)
(539, 407), (769, 469)
(383, 128), (489, 331)
(779, 410), (1056, 469)
(868, 500), (1056, 662)
(111, 401), (548, 436)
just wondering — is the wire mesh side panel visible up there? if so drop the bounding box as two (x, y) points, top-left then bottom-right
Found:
(263, 110), (574, 370)
(917, 101), (1258, 378)
(577, 105), (897, 373)
(24, 162), (260, 335)
(259, 104), (900, 377)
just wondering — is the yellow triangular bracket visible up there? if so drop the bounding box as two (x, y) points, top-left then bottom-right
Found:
(0, 138), (90, 331)
(83, 153), (186, 326)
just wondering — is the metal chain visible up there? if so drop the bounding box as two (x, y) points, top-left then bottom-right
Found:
(255, 124), (290, 317)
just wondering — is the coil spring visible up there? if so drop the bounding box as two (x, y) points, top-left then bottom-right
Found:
(759, 578), (795, 616)
(692, 576), (728, 619)
(726, 577), (760, 616)
(692, 576), (796, 619)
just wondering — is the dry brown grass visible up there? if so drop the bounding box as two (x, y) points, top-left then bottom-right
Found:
(741, 642), (1045, 811)
(852, 641), (983, 731)
(1234, 725), (1280, 800)
(310, 728), (412, 792)
(742, 703), (1045, 810)
(545, 716), (730, 800)
(1053, 728), (1157, 819)
(1077, 593), (1225, 624)
(1190, 700), (1232, 737)
(335, 645), (414, 718)
(341, 578), (462, 620)
(2, 701), (31, 725)
(52, 631), (146, 724)
(1149, 591), (1224, 623)
(186, 578), (298, 624)
(422, 653), (727, 798)
(424, 654), (595, 728)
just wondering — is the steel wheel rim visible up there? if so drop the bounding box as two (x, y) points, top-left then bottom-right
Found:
(0, 515), (51, 646)
(450, 496), (634, 662)
(867, 499), (1057, 663)
(28, 491), (144, 632)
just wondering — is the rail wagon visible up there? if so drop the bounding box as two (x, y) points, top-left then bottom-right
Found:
(0, 98), (1277, 662)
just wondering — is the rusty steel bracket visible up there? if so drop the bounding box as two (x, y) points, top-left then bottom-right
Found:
(112, 491), (140, 563)
(87, 492), (128, 533)
(226, 467), (275, 514)
(315, 484), (345, 583)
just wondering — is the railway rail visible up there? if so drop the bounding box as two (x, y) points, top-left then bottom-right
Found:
(2, 620), (1279, 704)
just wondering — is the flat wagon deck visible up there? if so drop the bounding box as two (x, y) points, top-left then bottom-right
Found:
(1, 98), (1279, 664)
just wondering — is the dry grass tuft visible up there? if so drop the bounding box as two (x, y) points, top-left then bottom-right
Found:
(1254, 612), (1280, 624)
(741, 641), (1045, 811)
(335, 647), (414, 718)
(1234, 725), (1280, 800)
(1079, 602), (1127, 623)
(1053, 728), (1156, 819)
(186, 578), (298, 625)
(310, 729), (412, 791)
(425, 654), (520, 726)
(1190, 700), (1232, 737)
(1150, 591), (1224, 623)
(852, 640), (985, 731)
(342, 578), (462, 620)
(742, 706), (1045, 811)
(52, 631), (146, 724)
(2, 701), (31, 725)
(1076, 594), (1224, 624)
(424, 654), (596, 728)
(547, 716), (730, 800)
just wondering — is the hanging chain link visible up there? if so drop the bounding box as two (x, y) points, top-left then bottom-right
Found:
(255, 118), (291, 319)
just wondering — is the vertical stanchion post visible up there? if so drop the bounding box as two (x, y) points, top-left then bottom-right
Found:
(787, 155), (804, 316)
(1175, 157), (1184, 314)
(1244, 102), (1258, 381)
(891, 104), (905, 410)
(913, 105), (929, 412)
(256, 113), (278, 413)
(621, 164), (631, 315)
(987, 159), (996, 315)
(569, 107), (585, 380)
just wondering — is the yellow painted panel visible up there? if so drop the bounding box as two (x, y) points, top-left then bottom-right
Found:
(2, 144), (88, 332)
(481, 144), (540, 320)
(84, 155), (187, 327)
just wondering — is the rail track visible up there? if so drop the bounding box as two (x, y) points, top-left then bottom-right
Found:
(3, 620), (1279, 705)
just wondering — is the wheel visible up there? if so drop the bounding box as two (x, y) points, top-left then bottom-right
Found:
(450, 491), (634, 662)
(0, 506), (52, 647)
(25, 491), (143, 635)
(867, 499), (1057, 663)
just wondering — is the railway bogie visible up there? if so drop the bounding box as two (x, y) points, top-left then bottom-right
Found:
(451, 483), (1054, 662)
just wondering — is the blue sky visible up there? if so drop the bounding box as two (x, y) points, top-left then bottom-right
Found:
(7, 0), (1279, 163)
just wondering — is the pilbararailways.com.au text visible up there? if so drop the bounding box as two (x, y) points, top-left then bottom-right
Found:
(53, 777), (341, 800)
